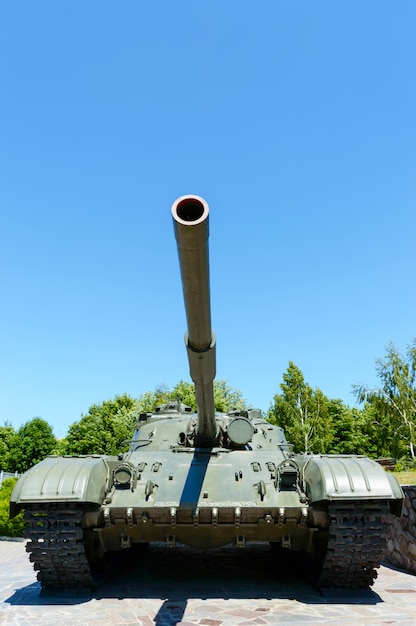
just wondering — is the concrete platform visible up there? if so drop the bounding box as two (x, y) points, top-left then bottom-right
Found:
(1, 539), (416, 625)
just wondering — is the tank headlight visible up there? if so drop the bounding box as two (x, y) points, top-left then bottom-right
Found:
(113, 464), (133, 487)
(228, 417), (254, 445)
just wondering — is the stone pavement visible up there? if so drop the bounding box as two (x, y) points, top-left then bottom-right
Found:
(1, 539), (416, 625)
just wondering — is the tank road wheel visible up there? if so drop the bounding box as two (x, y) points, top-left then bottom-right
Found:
(318, 501), (390, 588)
(24, 503), (96, 589)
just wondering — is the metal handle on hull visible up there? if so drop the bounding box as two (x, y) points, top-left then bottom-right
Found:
(172, 195), (217, 445)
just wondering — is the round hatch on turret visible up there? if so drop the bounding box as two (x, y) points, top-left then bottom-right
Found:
(227, 417), (254, 445)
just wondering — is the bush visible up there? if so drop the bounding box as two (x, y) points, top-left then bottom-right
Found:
(0, 478), (24, 537)
(394, 456), (416, 472)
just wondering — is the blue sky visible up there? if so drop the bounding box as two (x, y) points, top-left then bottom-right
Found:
(1, 1), (415, 437)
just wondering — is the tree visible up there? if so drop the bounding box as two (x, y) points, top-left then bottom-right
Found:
(268, 362), (334, 453)
(0, 478), (24, 537)
(358, 402), (401, 459)
(169, 379), (247, 413)
(0, 423), (15, 471)
(7, 418), (56, 473)
(326, 400), (371, 455)
(353, 340), (416, 459)
(170, 380), (196, 409)
(212, 380), (247, 412)
(61, 381), (248, 456)
(133, 380), (247, 415)
(135, 384), (173, 413)
(63, 394), (136, 455)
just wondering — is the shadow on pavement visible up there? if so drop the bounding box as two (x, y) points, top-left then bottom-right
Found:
(5, 542), (383, 613)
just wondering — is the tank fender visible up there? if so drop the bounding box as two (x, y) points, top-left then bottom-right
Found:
(300, 455), (404, 515)
(10, 455), (113, 517)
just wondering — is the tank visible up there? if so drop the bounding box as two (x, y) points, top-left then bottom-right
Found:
(10, 194), (404, 589)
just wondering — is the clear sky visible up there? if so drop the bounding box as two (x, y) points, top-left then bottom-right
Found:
(1, 1), (415, 437)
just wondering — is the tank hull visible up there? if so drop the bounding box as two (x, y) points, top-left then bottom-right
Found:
(12, 444), (402, 553)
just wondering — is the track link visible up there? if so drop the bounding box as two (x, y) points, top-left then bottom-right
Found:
(318, 501), (390, 587)
(24, 503), (95, 589)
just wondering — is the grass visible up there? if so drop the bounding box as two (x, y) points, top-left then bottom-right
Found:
(393, 470), (416, 485)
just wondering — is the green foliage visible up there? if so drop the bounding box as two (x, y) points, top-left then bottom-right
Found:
(135, 380), (247, 414)
(63, 394), (136, 455)
(355, 402), (407, 459)
(212, 380), (247, 412)
(269, 363), (391, 458)
(171, 380), (196, 409)
(168, 379), (247, 413)
(60, 382), (247, 456)
(0, 478), (24, 537)
(135, 384), (173, 413)
(405, 457), (416, 470)
(7, 418), (56, 473)
(51, 438), (69, 455)
(392, 456), (416, 472)
(353, 340), (416, 459)
(268, 362), (334, 453)
(0, 423), (15, 471)
(326, 401), (371, 455)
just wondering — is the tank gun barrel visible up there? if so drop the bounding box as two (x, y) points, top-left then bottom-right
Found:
(171, 195), (217, 445)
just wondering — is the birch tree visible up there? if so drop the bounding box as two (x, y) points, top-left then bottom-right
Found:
(353, 340), (416, 459)
(268, 362), (334, 453)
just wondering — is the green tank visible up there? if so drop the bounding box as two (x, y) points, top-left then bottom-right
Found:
(10, 194), (403, 589)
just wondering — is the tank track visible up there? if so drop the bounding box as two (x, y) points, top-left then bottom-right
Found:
(24, 503), (95, 589)
(318, 501), (389, 587)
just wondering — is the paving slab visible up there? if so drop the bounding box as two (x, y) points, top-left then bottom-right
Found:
(0, 539), (415, 625)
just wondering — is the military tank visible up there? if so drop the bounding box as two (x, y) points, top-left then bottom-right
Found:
(10, 194), (403, 589)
